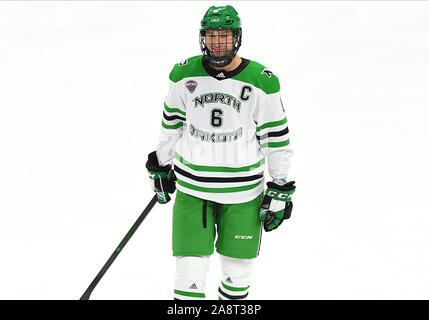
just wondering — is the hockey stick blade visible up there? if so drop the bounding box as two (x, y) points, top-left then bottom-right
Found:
(80, 194), (158, 300)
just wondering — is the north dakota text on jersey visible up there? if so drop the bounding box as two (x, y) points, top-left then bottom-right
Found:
(192, 92), (241, 113)
(189, 123), (243, 143)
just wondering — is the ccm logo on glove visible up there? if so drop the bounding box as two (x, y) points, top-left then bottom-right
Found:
(259, 181), (296, 232)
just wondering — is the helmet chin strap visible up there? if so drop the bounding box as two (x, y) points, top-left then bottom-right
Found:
(205, 53), (235, 68)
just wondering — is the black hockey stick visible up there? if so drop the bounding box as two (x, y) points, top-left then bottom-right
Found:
(80, 194), (158, 300)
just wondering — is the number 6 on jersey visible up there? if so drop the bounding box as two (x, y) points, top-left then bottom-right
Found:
(211, 108), (224, 127)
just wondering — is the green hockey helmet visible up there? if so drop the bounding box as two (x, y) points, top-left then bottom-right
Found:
(199, 5), (242, 67)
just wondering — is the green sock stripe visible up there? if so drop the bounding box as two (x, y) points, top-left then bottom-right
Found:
(175, 152), (265, 172)
(221, 281), (250, 292)
(174, 289), (205, 298)
(260, 139), (290, 148)
(177, 179), (261, 193)
(256, 117), (287, 132)
(164, 103), (186, 116)
(162, 121), (184, 130)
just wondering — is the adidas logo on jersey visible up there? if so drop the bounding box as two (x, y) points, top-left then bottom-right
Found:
(189, 283), (198, 289)
(216, 72), (225, 78)
(226, 277), (233, 284)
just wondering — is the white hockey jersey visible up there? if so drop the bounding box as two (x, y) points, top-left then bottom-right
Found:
(156, 55), (292, 204)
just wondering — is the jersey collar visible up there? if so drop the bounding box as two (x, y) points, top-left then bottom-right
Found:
(202, 57), (250, 81)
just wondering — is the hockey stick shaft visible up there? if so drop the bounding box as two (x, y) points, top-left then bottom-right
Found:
(80, 194), (158, 300)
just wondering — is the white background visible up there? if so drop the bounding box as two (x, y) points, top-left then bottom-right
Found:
(0, 1), (428, 300)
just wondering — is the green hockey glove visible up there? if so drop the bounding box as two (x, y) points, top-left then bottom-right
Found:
(145, 151), (176, 204)
(259, 181), (296, 232)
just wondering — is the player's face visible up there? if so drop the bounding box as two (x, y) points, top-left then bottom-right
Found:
(205, 28), (234, 57)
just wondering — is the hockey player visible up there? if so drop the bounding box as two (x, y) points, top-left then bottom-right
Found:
(146, 5), (296, 300)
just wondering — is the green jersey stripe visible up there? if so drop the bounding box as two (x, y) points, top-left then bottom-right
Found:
(260, 139), (290, 148)
(177, 179), (262, 193)
(256, 126), (289, 141)
(174, 165), (263, 183)
(221, 281), (250, 292)
(174, 289), (205, 298)
(162, 121), (184, 130)
(175, 152), (265, 172)
(256, 117), (287, 132)
(164, 103), (186, 116)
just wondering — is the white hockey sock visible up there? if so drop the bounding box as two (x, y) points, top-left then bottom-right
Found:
(174, 256), (209, 300)
(218, 255), (253, 300)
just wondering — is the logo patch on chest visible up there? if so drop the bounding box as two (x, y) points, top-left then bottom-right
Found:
(186, 80), (198, 93)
